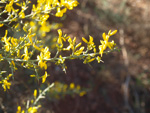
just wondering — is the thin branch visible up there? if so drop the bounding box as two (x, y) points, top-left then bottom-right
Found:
(33, 83), (54, 106)
(2, 48), (119, 62)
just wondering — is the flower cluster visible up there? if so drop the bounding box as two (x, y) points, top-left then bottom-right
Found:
(56, 29), (117, 65)
(16, 105), (41, 113)
(0, 73), (12, 91)
(48, 82), (87, 99)
(0, 28), (117, 91)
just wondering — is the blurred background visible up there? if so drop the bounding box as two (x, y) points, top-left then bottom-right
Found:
(48, 0), (150, 113)
(1, 0), (150, 113)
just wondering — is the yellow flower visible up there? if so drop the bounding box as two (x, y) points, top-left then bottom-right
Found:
(55, 7), (67, 17)
(82, 36), (95, 50)
(96, 56), (101, 63)
(62, 0), (79, 10)
(58, 29), (63, 39)
(27, 105), (41, 113)
(83, 56), (95, 64)
(30, 21), (35, 27)
(74, 46), (84, 56)
(58, 29), (70, 41)
(37, 52), (48, 69)
(100, 40), (108, 50)
(70, 83), (75, 89)
(22, 46), (30, 61)
(42, 46), (51, 60)
(19, 11), (25, 18)
(37, 56), (47, 70)
(16, 106), (25, 113)
(99, 45), (105, 57)
(56, 55), (65, 64)
(88, 58), (95, 63)
(17, 50), (20, 57)
(42, 71), (49, 83)
(88, 36), (95, 50)
(1, 30), (11, 52)
(75, 42), (82, 49)
(3, 80), (11, 91)
(57, 29), (68, 50)
(39, 14), (49, 25)
(107, 40), (116, 50)
(28, 107), (38, 113)
(99, 30), (117, 56)
(23, 22), (28, 32)
(34, 89), (37, 98)
(33, 44), (41, 51)
(5, 0), (14, 12)
(64, 37), (75, 51)
(101, 31), (117, 50)
(0, 24), (4, 27)
(16, 106), (21, 113)
(79, 91), (86, 96)
(30, 75), (36, 77)
(11, 61), (17, 70)
(18, 2), (26, 18)
(39, 22), (51, 37)
(0, 74), (12, 91)
(102, 32), (108, 41)
(108, 30), (117, 36)
(82, 37), (88, 43)
(44, 1), (52, 11)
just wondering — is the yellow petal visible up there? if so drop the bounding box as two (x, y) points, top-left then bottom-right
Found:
(73, 37), (76, 44)
(110, 30), (117, 36)
(0, 24), (4, 27)
(70, 83), (75, 89)
(75, 42), (82, 49)
(108, 30), (111, 36)
(30, 75), (36, 77)
(34, 89), (37, 98)
(89, 35), (93, 42)
(58, 29), (62, 37)
(82, 37), (88, 43)
(88, 58), (95, 62)
(102, 32), (106, 40)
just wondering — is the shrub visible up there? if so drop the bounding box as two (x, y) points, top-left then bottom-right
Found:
(0, 0), (118, 112)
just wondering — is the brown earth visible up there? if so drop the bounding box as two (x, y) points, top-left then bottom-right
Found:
(1, 0), (150, 113)
(48, 0), (150, 113)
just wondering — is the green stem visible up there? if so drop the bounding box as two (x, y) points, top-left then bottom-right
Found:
(3, 48), (119, 62)
(33, 83), (54, 106)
